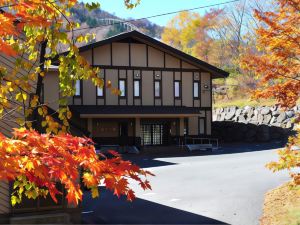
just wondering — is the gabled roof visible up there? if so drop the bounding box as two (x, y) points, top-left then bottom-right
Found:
(78, 30), (229, 78)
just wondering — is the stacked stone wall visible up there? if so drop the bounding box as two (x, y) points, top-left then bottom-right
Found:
(212, 106), (298, 142)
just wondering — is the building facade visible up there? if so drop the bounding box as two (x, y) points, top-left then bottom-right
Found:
(45, 31), (228, 148)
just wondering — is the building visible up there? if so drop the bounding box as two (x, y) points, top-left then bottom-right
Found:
(45, 30), (229, 148)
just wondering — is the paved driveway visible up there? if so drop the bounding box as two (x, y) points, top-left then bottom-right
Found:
(82, 142), (290, 225)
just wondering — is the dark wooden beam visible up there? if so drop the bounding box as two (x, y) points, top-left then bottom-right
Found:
(92, 65), (203, 73)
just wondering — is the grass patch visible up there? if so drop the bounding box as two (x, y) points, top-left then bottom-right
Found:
(260, 182), (300, 225)
(213, 97), (277, 109)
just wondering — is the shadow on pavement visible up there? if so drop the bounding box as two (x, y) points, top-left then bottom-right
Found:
(82, 188), (228, 225)
(124, 157), (177, 168)
(215, 140), (286, 155)
(120, 140), (287, 169)
(130, 140), (286, 157)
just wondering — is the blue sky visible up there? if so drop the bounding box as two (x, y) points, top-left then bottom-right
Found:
(82, 0), (232, 26)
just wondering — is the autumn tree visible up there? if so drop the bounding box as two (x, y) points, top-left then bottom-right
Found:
(161, 1), (273, 101)
(0, 0), (152, 206)
(1, 128), (153, 206)
(161, 10), (223, 64)
(241, 0), (300, 185)
(192, 9), (224, 65)
(161, 11), (201, 55)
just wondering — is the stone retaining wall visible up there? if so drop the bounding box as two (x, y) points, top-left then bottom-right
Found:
(212, 106), (298, 142)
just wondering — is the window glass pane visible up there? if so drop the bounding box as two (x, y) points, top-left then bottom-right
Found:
(75, 80), (81, 96)
(155, 81), (160, 97)
(97, 86), (103, 97)
(119, 80), (126, 96)
(134, 80), (140, 97)
(174, 81), (180, 97)
(194, 82), (199, 98)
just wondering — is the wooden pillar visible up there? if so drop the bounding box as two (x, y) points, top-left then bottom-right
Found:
(87, 118), (93, 137)
(179, 117), (185, 136)
(135, 118), (141, 137)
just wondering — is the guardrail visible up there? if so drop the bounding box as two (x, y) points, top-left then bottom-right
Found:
(183, 137), (219, 150)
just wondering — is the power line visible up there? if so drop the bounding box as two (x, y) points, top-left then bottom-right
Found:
(71, 0), (240, 32)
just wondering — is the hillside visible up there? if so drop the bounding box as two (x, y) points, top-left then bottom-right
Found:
(70, 3), (163, 41)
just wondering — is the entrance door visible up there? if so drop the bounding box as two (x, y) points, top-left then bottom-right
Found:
(141, 123), (169, 146)
(152, 124), (163, 145)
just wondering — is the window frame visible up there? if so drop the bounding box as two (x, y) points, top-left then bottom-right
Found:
(97, 85), (104, 98)
(193, 81), (200, 99)
(118, 79), (127, 98)
(154, 80), (161, 98)
(174, 80), (181, 99)
(133, 79), (141, 98)
(74, 80), (82, 97)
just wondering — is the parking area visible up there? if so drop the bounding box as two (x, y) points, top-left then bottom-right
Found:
(82, 142), (290, 225)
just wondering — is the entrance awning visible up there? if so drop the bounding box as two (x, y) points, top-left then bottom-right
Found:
(69, 105), (205, 118)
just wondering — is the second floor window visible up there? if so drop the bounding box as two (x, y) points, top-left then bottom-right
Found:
(97, 86), (104, 97)
(174, 81), (181, 98)
(134, 80), (140, 97)
(75, 80), (81, 96)
(154, 80), (161, 98)
(193, 81), (199, 98)
(119, 79), (126, 97)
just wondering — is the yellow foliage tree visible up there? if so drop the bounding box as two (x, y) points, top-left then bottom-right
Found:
(162, 11), (201, 55)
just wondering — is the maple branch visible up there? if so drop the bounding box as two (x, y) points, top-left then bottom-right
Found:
(46, 0), (75, 44)
(0, 0), (59, 9)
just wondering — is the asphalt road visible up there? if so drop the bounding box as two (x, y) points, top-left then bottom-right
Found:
(82, 142), (290, 225)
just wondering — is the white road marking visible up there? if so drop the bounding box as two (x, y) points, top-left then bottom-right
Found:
(143, 192), (156, 196)
(170, 198), (180, 202)
(82, 210), (94, 214)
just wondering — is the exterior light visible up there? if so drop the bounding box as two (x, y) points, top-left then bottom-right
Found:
(135, 73), (140, 78)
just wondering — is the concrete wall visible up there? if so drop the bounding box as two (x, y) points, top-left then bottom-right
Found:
(142, 71), (154, 105)
(162, 71), (173, 106)
(105, 69), (118, 105)
(93, 45), (110, 65)
(112, 43), (129, 66)
(201, 72), (211, 107)
(92, 119), (134, 137)
(182, 72), (193, 107)
(131, 44), (147, 67)
(92, 120), (119, 137)
(148, 46), (164, 67)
